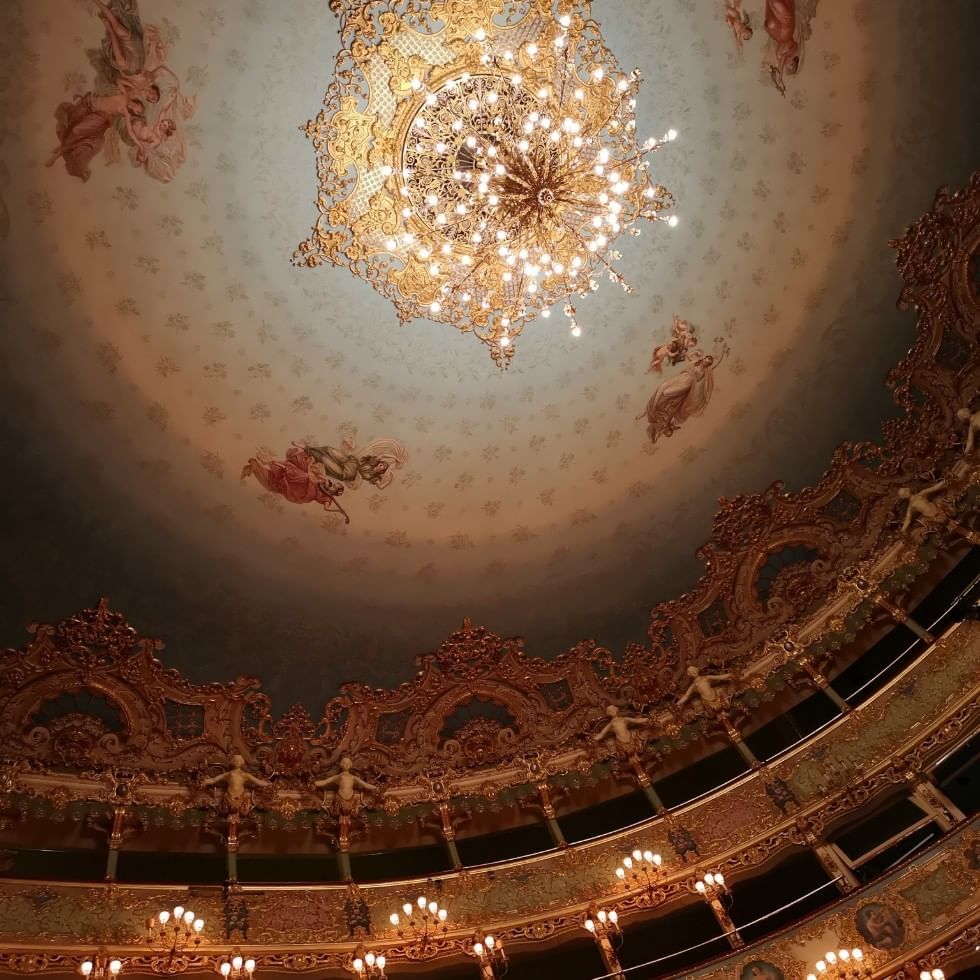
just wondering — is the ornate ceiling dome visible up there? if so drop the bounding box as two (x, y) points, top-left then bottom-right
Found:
(0, 0), (977, 707)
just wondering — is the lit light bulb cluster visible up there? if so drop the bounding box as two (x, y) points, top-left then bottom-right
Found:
(217, 954), (256, 979)
(389, 894), (450, 944)
(694, 871), (727, 896)
(372, 9), (676, 364)
(146, 905), (205, 956)
(583, 907), (620, 938)
(919, 970), (945, 980)
(349, 950), (386, 978)
(469, 933), (507, 978)
(78, 954), (122, 979)
(615, 848), (663, 888)
(806, 948), (870, 980)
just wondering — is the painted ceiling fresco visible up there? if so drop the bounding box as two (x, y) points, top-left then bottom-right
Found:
(0, 0), (977, 708)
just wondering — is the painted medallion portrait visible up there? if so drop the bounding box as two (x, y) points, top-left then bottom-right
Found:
(854, 902), (906, 951)
(740, 960), (785, 980)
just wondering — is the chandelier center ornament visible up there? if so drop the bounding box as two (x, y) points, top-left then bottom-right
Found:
(297, 0), (678, 366)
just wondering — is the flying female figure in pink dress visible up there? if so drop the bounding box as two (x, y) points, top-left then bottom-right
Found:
(241, 438), (407, 524)
(48, 0), (194, 182)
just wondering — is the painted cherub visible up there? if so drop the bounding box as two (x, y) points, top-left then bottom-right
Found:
(677, 665), (734, 712)
(957, 407), (980, 456)
(592, 705), (650, 753)
(314, 757), (379, 817)
(724, 0), (753, 50)
(202, 754), (270, 810)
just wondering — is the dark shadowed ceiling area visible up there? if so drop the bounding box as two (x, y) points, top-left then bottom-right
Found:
(0, 0), (978, 709)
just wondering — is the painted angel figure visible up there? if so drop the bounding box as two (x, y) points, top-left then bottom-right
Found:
(637, 346), (727, 444)
(724, 0), (754, 50)
(48, 0), (194, 183)
(241, 437), (406, 524)
(241, 444), (352, 522)
(305, 437), (407, 491)
(763, 0), (818, 95)
(647, 315), (698, 374)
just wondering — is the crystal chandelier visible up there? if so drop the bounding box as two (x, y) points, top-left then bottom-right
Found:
(297, 0), (677, 366)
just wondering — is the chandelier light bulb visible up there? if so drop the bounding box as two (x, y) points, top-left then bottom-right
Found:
(438, 908), (448, 921)
(221, 965), (232, 977)
(232, 957), (243, 970)
(571, 325), (582, 337)
(852, 950), (863, 960)
(352, 958), (363, 974)
(365, 953), (376, 967)
(376, 957), (385, 971)
(584, 919), (595, 933)
(159, 911), (170, 925)
(108, 962), (122, 976)
(485, 936), (495, 949)
(183, 911), (194, 925)
(473, 943), (484, 957)
(402, 903), (412, 916)
(194, 919), (204, 933)
(608, 911), (618, 924)
(244, 960), (255, 974)
(80, 963), (94, 976)
(389, 913), (399, 926)
(417, 896), (427, 909)
(695, 880), (706, 893)
(615, 867), (626, 878)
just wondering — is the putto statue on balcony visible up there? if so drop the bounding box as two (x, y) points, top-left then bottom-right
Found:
(315, 756), (380, 819)
(203, 755), (271, 813)
(677, 665), (735, 714)
(898, 481), (979, 544)
(592, 705), (650, 753)
(957, 406), (979, 456)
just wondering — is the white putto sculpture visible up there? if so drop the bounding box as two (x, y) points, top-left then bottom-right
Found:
(202, 754), (270, 810)
(957, 406), (979, 456)
(314, 756), (379, 817)
(677, 665), (734, 713)
(592, 705), (650, 752)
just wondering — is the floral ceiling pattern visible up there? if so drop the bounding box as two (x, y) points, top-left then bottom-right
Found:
(0, 0), (977, 706)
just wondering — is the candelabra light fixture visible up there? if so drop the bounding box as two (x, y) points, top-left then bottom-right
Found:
(146, 905), (204, 962)
(389, 894), (450, 944)
(297, 0), (678, 366)
(694, 871), (744, 949)
(78, 952), (122, 979)
(806, 948), (870, 980)
(217, 953), (256, 979)
(468, 933), (508, 979)
(583, 906), (620, 940)
(694, 870), (728, 897)
(583, 907), (624, 979)
(348, 949), (387, 978)
(615, 848), (663, 888)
